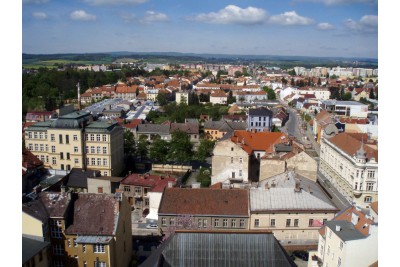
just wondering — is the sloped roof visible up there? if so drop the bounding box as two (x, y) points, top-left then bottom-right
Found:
(159, 188), (249, 216)
(328, 132), (378, 162)
(22, 237), (50, 264)
(65, 193), (119, 235)
(120, 173), (176, 193)
(170, 122), (199, 134)
(370, 201), (378, 214)
(23, 192), (72, 221)
(23, 149), (43, 169)
(248, 107), (273, 117)
(141, 232), (295, 267)
(137, 124), (170, 134)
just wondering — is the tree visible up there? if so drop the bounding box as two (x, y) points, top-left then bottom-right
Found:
(149, 139), (170, 163)
(188, 92), (199, 106)
(156, 92), (168, 106)
(195, 140), (215, 163)
(135, 135), (149, 160)
(196, 167), (211, 187)
(342, 92), (352, 101)
(291, 78), (295, 86)
(124, 131), (136, 156)
(267, 89), (276, 100)
(227, 91), (236, 104)
(288, 69), (296, 76)
(234, 71), (242, 78)
(168, 130), (193, 163)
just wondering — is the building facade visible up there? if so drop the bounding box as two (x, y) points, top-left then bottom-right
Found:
(247, 107), (273, 132)
(25, 111), (124, 176)
(319, 133), (378, 208)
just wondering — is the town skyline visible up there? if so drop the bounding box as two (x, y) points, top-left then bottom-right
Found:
(23, 0), (378, 58)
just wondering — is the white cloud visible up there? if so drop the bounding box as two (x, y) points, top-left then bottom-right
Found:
(140, 11), (169, 24)
(83, 0), (148, 5)
(32, 12), (47, 19)
(23, 0), (50, 4)
(317, 22), (335, 30)
(190, 5), (268, 25)
(344, 15), (377, 33)
(269, 11), (314, 26)
(70, 10), (96, 21)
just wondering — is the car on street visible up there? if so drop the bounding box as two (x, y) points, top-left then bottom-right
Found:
(146, 224), (158, 229)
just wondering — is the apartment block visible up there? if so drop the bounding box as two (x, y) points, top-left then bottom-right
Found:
(25, 111), (124, 176)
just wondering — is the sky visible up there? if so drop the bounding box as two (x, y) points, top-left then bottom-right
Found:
(22, 0), (378, 58)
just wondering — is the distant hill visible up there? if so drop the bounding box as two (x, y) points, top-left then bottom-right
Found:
(22, 52), (378, 68)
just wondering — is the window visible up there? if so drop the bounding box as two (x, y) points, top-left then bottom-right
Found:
(53, 260), (64, 267)
(35, 144), (38, 151)
(96, 134), (101, 141)
(102, 134), (107, 141)
(97, 158), (101, 165)
(223, 219), (228, 227)
(270, 219), (276, 227)
(97, 146), (101, 154)
(162, 218), (166, 226)
(66, 153), (71, 160)
(124, 186), (130, 192)
(327, 245), (330, 256)
(98, 187), (103, 193)
(338, 257), (341, 267)
(90, 134), (94, 141)
(309, 219), (314, 227)
(91, 146), (95, 153)
(254, 219), (260, 228)
(74, 147), (78, 153)
(104, 171), (108, 176)
(231, 147), (234, 151)
(239, 170), (242, 177)
(51, 226), (62, 238)
(231, 219), (236, 228)
(364, 196), (372, 203)
(170, 218), (175, 226)
(46, 156), (49, 163)
(286, 219), (291, 227)
(96, 262), (106, 267)
(59, 134), (63, 144)
(354, 182), (358, 190)
(34, 132), (38, 139)
(52, 157), (56, 165)
(52, 244), (64, 255)
(40, 155), (45, 162)
(145, 198), (149, 206)
(231, 157), (233, 163)
(73, 135), (78, 141)
(60, 152), (64, 160)
(73, 238), (78, 247)
(367, 170), (375, 179)
(91, 158), (96, 165)
(51, 134), (55, 141)
(83, 244), (86, 253)
(340, 241), (343, 250)
(103, 159), (107, 166)
(93, 244), (105, 253)
(28, 132), (32, 139)
(239, 157), (243, 163)
(84, 261), (87, 267)
(85, 134), (88, 141)
(28, 143), (33, 150)
(203, 219), (207, 228)
(198, 219), (202, 228)
(52, 146), (56, 153)
(294, 219), (299, 227)
(65, 135), (69, 144)
(366, 183), (374, 191)
(214, 219), (220, 227)
(103, 147), (107, 154)
(68, 239), (71, 247)
(240, 219), (245, 228)
(40, 144), (44, 151)
(74, 158), (79, 164)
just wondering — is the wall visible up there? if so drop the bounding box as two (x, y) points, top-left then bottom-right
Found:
(211, 140), (249, 184)
(259, 158), (286, 181)
(287, 151), (318, 181)
(87, 178), (112, 194)
(151, 164), (192, 173)
(22, 213), (44, 240)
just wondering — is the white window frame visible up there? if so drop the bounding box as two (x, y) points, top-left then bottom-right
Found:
(103, 159), (107, 166)
(93, 244), (105, 253)
(73, 135), (78, 141)
(74, 146), (78, 153)
(103, 147), (107, 154)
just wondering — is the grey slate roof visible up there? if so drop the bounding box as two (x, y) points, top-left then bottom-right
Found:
(325, 220), (366, 241)
(22, 236), (50, 264)
(67, 168), (99, 189)
(248, 107), (273, 117)
(140, 232), (295, 267)
(137, 124), (170, 134)
(250, 188), (337, 212)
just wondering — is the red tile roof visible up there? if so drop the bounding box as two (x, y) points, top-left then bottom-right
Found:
(231, 130), (289, 155)
(370, 201), (378, 214)
(120, 173), (176, 193)
(159, 188), (249, 216)
(22, 149), (43, 169)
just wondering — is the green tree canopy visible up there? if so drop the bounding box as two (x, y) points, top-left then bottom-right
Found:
(149, 139), (170, 163)
(168, 130), (193, 163)
(195, 139), (215, 163)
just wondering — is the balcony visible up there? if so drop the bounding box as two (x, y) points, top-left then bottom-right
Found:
(353, 190), (362, 198)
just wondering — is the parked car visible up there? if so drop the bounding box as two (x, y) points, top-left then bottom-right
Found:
(146, 224), (158, 229)
(292, 250), (309, 261)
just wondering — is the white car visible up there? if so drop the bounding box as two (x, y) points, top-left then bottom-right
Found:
(146, 224), (158, 229)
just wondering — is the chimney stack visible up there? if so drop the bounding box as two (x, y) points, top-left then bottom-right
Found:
(294, 178), (301, 192)
(336, 225), (341, 232)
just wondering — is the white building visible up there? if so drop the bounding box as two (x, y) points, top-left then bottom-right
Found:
(320, 100), (369, 118)
(309, 205), (378, 267)
(319, 132), (378, 208)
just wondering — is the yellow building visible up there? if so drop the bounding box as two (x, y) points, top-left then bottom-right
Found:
(22, 192), (132, 267)
(25, 111), (124, 176)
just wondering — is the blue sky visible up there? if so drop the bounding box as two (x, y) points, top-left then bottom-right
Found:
(22, 0), (378, 58)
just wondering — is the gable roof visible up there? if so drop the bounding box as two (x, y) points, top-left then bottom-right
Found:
(248, 107), (273, 117)
(22, 237), (50, 264)
(23, 192), (72, 221)
(159, 188), (249, 217)
(120, 173), (176, 193)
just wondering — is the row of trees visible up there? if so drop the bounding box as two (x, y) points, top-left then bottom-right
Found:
(124, 130), (215, 164)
